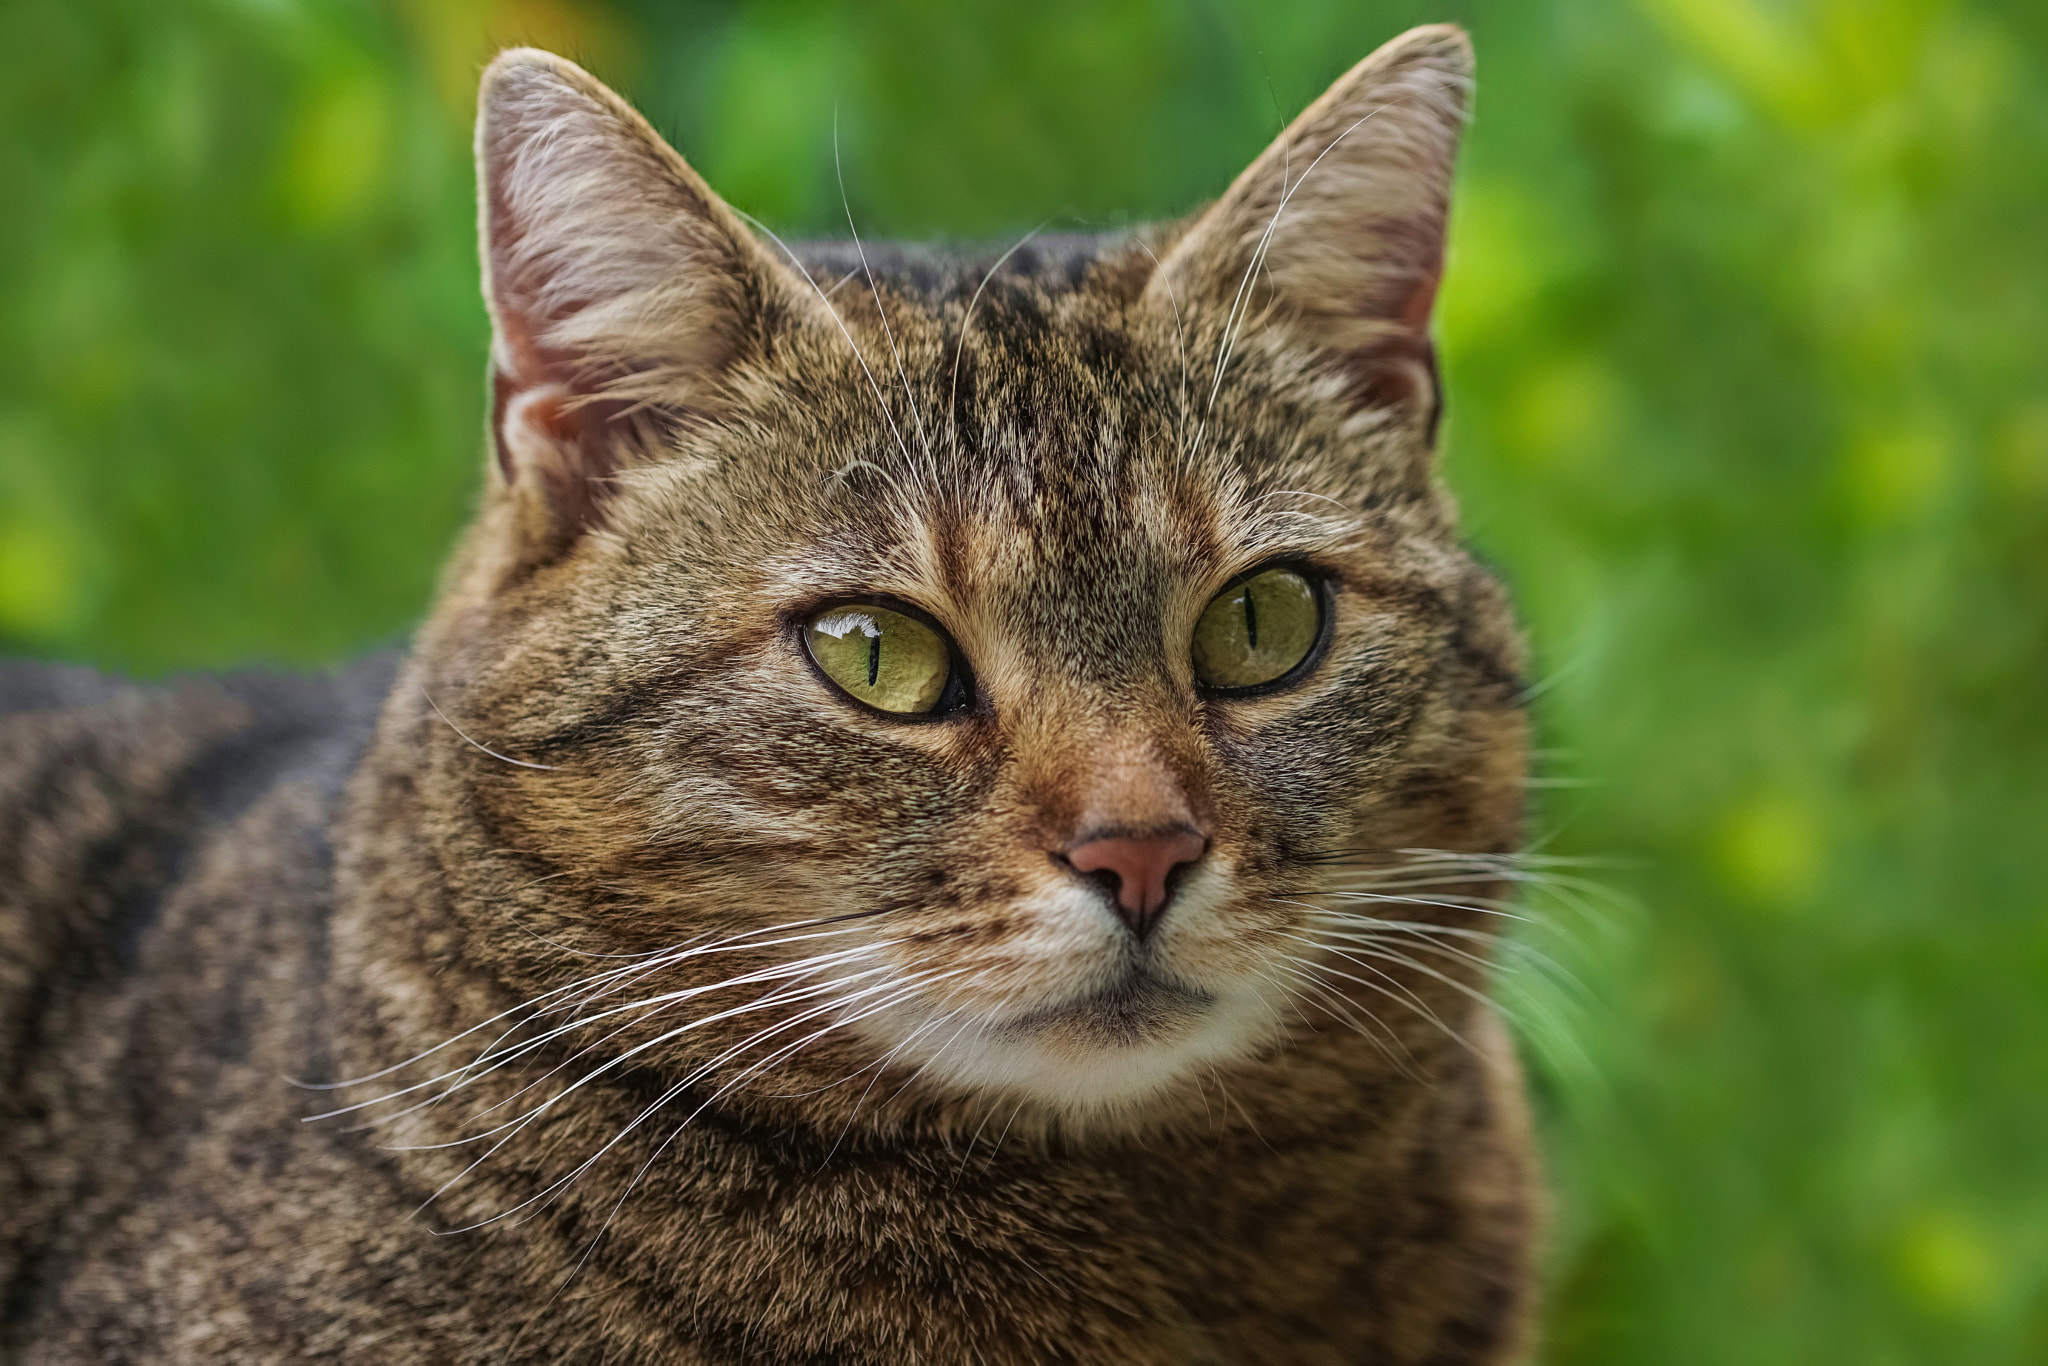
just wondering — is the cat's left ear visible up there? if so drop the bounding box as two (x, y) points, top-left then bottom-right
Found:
(1145, 25), (1471, 452)
(476, 49), (814, 560)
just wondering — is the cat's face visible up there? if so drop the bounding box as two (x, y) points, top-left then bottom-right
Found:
(418, 28), (1524, 1125)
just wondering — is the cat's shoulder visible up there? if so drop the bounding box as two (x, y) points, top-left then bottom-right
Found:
(0, 653), (398, 1033)
(0, 651), (399, 831)
(0, 655), (400, 1337)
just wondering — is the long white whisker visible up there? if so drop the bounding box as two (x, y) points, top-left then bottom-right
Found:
(820, 967), (1002, 1158)
(946, 222), (1046, 458)
(297, 914), (896, 1093)
(1289, 936), (1492, 1036)
(308, 938), (904, 1123)
(1307, 914), (1502, 945)
(404, 972), (896, 1225)
(420, 686), (557, 771)
(326, 919), (893, 1087)
(1265, 961), (1416, 1073)
(1191, 107), (1388, 471)
(836, 113), (933, 469)
(374, 969), (882, 1147)
(543, 965), (970, 1298)
(774, 964), (993, 1104)
(422, 966), (879, 1139)
(1132, 235), (1192, 453)
(367, 949), (903, 1140)
(731, 205), (918, 484)
(1276, 946), (1472, 1052)
(424, 967), (967, 1233)
(1294, 890), (1533, 923)
(1246, 963), (1321, 1033)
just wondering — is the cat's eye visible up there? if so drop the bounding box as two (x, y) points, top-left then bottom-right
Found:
(803, 604), (960, 716)
(1191, 567), (1324, 693)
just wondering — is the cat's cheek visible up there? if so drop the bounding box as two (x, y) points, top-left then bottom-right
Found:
(845, 880), (1108, 1061)
(924, 880), (1124, 1006)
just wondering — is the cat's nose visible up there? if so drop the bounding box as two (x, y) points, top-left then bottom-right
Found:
(1063, 828), (1208, 939)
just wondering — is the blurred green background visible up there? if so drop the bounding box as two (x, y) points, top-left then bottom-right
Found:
(4, 0), (2044, 1359)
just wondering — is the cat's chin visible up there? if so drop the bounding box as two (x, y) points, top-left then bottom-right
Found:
(882, 968), (1275, 1120)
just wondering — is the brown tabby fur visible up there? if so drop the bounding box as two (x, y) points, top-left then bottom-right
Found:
(1, 25), (1540, 1363)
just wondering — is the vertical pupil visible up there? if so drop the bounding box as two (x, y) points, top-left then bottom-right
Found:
(1242, 585), (1259, 649)
(867, 631), (881, 687)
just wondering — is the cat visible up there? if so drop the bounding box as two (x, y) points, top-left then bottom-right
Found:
(0, 23), (1538, 1363)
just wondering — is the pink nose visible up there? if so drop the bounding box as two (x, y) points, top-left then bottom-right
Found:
(1063, 828), (1209, 938)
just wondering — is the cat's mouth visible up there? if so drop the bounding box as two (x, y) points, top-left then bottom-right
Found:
(993, 968), (1213, 1048)
(871, 951), (1269, 1110)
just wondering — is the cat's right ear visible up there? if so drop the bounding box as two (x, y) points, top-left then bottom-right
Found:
(1142, 26), (1471, 467)
(476, 49), (808, 564)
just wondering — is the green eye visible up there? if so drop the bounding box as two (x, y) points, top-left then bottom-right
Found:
(803, 604), (956, 715)
(1191, 567), (1323, 692)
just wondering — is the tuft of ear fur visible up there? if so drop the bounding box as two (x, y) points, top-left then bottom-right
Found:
(1146, 25), (1472, 445)
(477, 49), (805, 558)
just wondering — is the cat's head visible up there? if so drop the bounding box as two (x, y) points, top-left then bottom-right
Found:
(401, 25), (1525, 1129)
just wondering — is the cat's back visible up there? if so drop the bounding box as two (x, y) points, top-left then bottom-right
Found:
(0, 654), (396, 1352)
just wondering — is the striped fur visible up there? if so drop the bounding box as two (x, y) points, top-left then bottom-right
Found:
(1, 26), (1538, 1362)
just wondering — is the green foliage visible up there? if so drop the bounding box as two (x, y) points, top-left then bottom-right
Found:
(4, 0), (2043, 1359)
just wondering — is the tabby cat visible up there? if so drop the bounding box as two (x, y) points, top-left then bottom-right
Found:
(0, 24), (1538, 1363)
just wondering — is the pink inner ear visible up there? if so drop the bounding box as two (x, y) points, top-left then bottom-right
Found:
(490, 355), (636, 546)
(497, 382), (575, 462)
(490, 370), (538, 486)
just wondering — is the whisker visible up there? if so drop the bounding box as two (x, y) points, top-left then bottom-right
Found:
(533, 965), (966, 1230)
(1275, 946), (1473, 1052)
(1245, 487), (1352, 512)
(845, 974), (1004, 1129)
(951, 1100), (1001, 1185)
(1305, 916), (1580, 994)
(774, 965), (994, 1105)
(1131, 235), (1191, 452)
(308, 937), (903, 1123)
(422, 966), (964, 1233)
(1295, 891), (1533, 923)
(947, 222), (1047, 460)
(1264, 961), (1418, 1074)
(362, 949), (901, 1140)
(1192, 107), (1389, 465)
(835, 113), (933, 469)
(980, 1100), (1026, 1174)
(536, 966), (969, 1302)
(412, 967), (882, 1142)
(420, 686), (558, 771)
(731, 206), (919, 485)
(297, 913), (895, 1094)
